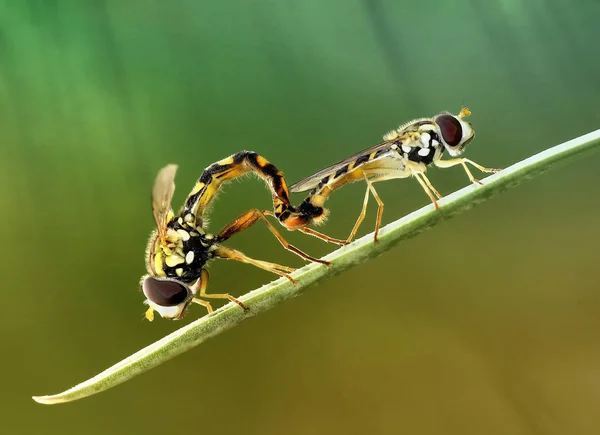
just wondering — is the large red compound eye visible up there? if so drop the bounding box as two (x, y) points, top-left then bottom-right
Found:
(435, 115), (463, 147)
(142, 277), (190, 307)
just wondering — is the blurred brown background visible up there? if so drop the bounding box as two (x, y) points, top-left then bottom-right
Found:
(2, 1), (600, 434)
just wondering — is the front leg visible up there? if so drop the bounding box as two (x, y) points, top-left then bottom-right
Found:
(190, 269), (248, 312)
(435, 158), (500, 185)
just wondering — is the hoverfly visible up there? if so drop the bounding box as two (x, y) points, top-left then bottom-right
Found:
(274, 108), (500, 243)
(141, 151), (330, 321)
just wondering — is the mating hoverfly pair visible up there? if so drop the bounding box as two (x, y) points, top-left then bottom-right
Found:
(141, 108), (499, 320)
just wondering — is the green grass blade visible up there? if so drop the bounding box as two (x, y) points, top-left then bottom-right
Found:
(33, 129), (600, 405)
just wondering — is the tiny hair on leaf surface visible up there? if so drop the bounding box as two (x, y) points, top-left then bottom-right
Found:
(33, 129), (600, 405)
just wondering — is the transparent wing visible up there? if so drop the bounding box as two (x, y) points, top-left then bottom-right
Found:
(290, 141), (393, 192)
(152, 164), (178, 238)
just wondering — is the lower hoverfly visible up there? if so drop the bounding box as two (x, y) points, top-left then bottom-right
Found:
(273, 108), (500, 243)
(141, 151), (330, 321)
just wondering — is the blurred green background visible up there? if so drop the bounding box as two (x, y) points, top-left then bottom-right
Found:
(2, 1), (600, 434)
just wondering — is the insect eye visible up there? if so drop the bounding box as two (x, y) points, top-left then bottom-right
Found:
(142, 277), (190, 307)
(435, 115), (463, 147)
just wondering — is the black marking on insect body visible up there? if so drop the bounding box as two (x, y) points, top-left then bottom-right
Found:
(161, 218), (214, 283)
(405, 144), (438, 166)
(334, 165), (349, 179)
(246, 151), (281, 179)
(374, 148), (388, 158)
(354, 154), (370, 166)
(296, 201), (324, 220)
(429, 131), (441, 148)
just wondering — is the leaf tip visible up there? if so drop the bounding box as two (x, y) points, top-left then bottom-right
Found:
(32, 394), (63, 405)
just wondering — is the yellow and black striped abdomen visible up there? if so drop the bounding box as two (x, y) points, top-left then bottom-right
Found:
(182, 151), (294, 223)
(276, 145), (398, 229)
(299, 146), (398, 208)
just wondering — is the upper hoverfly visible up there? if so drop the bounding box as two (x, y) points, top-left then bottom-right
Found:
(141, 151), (329, 321)
(273, 108), (500, 243)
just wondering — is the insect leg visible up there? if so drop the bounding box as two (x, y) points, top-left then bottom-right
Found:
(217, 209), (331, 266)
(345, 183), (371, 244)
(191, 298), (214, 314)
(296, 227), (347, 246)
(365, 178), (385, 243)
(189, 269), (248, 312)
(213, 246), (297, 284)
(434, 158), (501, 185)
(420, 172), (443, 200)
(413, 172), (440, 209)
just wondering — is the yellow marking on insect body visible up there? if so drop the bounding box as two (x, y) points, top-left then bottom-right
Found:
(189, 182), (205, 196)
(176, 229), (190, 241)
(165, 254), (185, 268)
(166, 228), (180, 242)
(310, 165), (369, 208)
(255, 155), (270, 168)
(196, 184), (218, 209)
(221, 166), (246, 180)
(176, 268), (183, 277)
(309, 185), (332, 208)
(153, 252), (166, 276)
(216, 156), (235, 166)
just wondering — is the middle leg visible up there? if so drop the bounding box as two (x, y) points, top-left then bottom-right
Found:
(213, 246), (297, 284)
(217, 208), (330, 266)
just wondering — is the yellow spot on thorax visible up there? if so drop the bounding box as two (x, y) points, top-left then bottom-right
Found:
(176, 229), (190, 241)
(153, 251), (166, 276)
(165, 254), (185, 268)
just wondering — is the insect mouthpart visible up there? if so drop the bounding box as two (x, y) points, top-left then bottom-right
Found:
(141, 276), (193, 320)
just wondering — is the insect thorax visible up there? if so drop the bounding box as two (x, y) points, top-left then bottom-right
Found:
(147, 214), (215, 283)
(390, 125), (445, 168)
